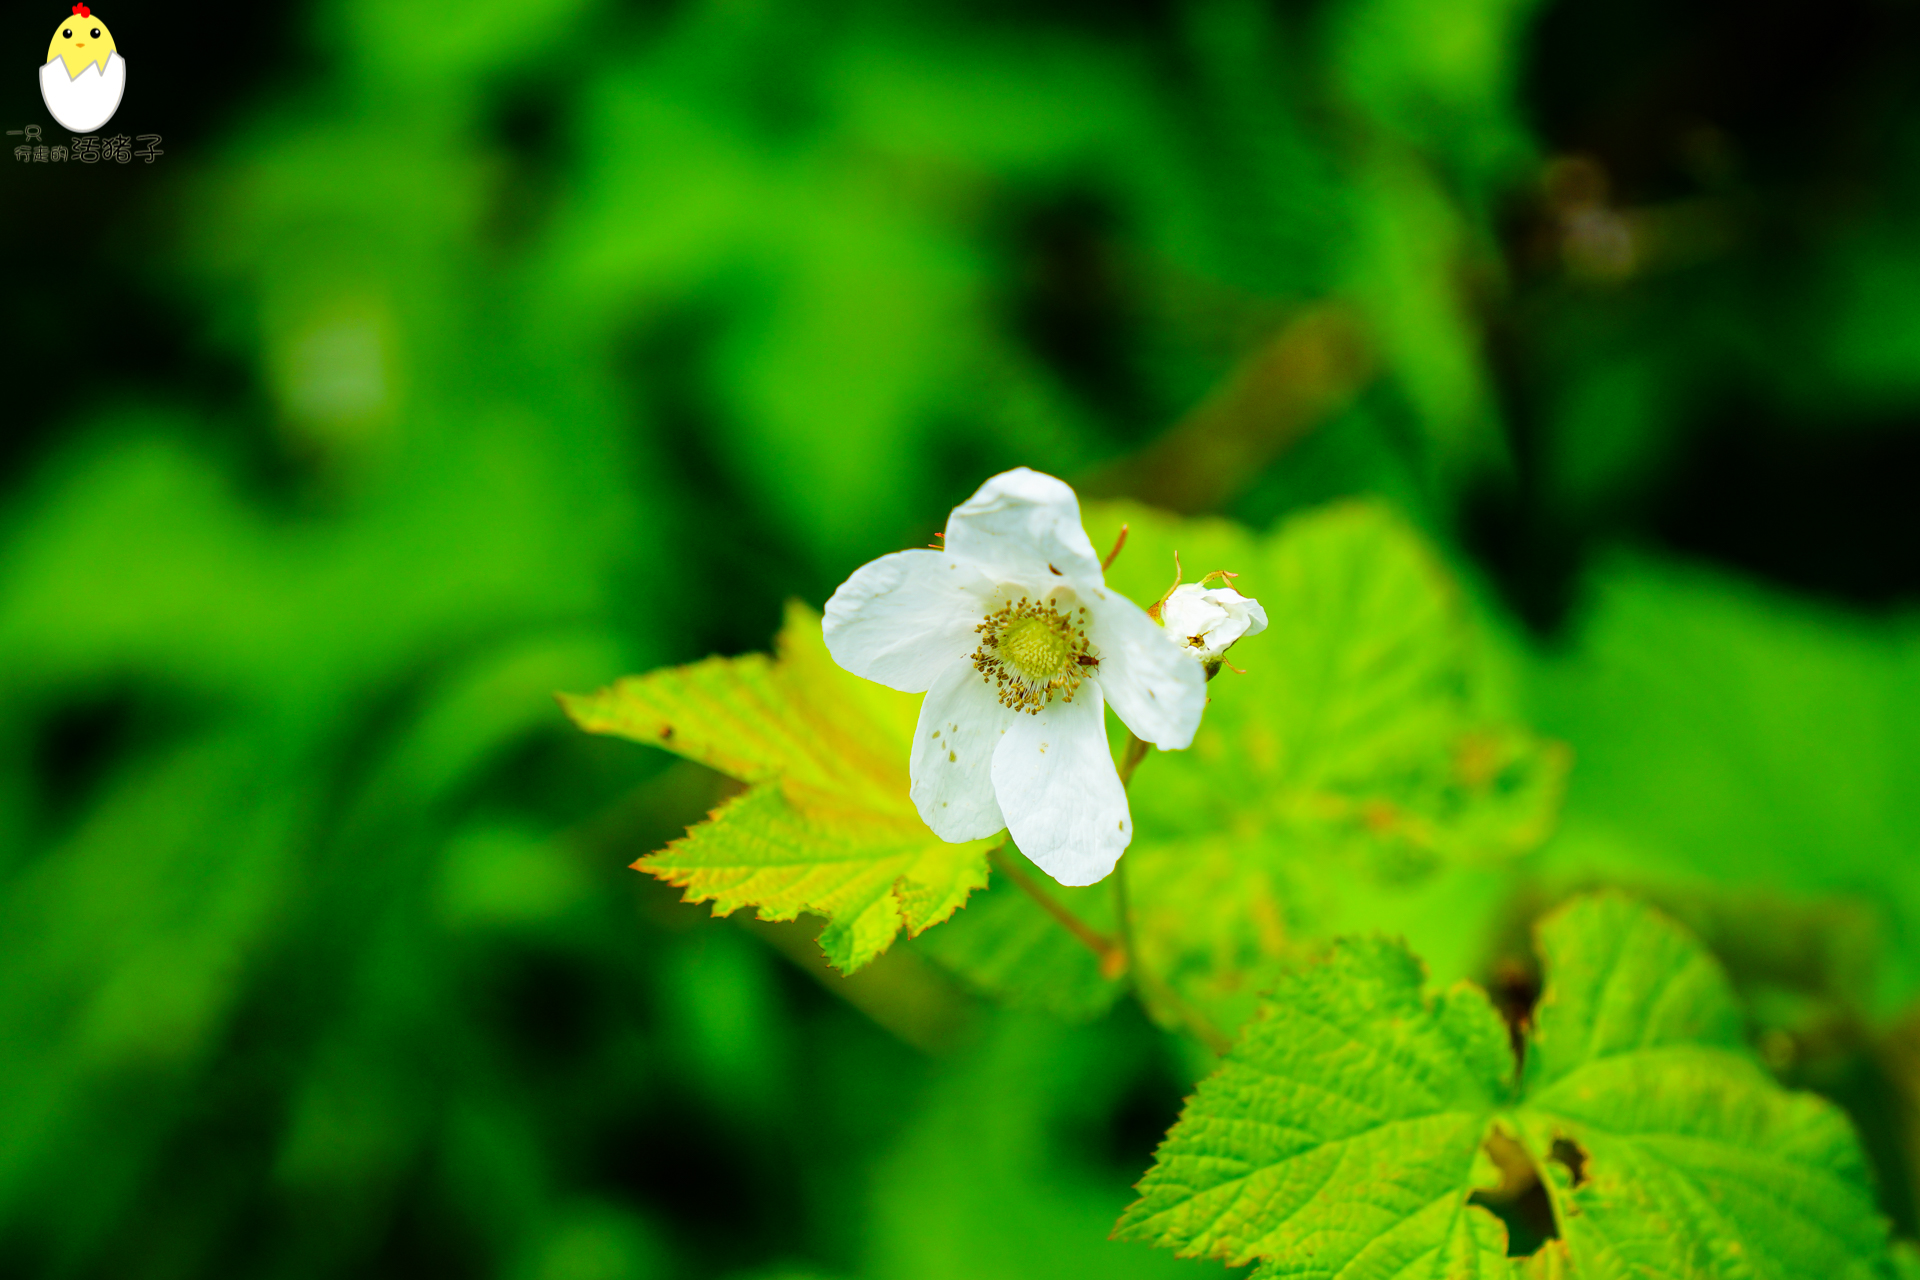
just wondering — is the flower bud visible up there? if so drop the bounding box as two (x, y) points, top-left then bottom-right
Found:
(1159, 582), (1267, 676)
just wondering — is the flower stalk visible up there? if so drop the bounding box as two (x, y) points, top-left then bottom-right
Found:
(1111, 732), (1232, 1055)
(986, 843), (1127, 979)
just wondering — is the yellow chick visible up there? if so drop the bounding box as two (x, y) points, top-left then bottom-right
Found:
(47, 4), (116, 79)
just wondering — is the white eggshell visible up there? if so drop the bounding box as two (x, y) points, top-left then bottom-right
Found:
(40, 51), (126, 135)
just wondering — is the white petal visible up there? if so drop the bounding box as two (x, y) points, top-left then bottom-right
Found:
(1086, 587), (1207, 750)
(943, 468), (1103, 586)
(823, 549), (987, 693)
(910, 659), (1013, 841)
(1160, 584), (1230, 642)
(990, 684), (1130, 886)
(1159, 584), (1270, 661)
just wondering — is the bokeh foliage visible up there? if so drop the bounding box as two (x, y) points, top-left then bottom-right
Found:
(5, 0), (1920, 1275)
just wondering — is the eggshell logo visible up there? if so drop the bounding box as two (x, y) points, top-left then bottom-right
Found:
(40, 3), (124, 134)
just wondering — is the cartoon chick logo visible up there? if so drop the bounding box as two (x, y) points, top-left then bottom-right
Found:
(40, 3), (124, 134)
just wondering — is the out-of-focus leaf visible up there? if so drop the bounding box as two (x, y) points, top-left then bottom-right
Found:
(563, 602), (994, 972)
(1524, 556), (1920, 1013)
(866, 1010), (1210, 1280)
(1099, 500), (1568, 1033)
(914, 871), (1123, 1022)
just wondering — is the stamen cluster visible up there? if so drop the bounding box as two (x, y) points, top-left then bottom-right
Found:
(971, 596), (1093, 713)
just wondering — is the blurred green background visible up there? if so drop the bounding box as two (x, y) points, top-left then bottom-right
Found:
(6, 0), (1920, 1275)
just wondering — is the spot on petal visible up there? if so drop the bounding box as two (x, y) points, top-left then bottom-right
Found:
(948, 750), (957, 762)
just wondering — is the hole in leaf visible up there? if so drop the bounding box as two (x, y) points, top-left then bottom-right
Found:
(1549, 1136), (1590, 1188)
(1488, 956), (1541, 1070)
(1468, 1132), (1560, 1257)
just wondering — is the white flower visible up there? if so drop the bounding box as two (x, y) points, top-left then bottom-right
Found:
(1159, 583), (1268, 666)
(822, 468), (1206, 886)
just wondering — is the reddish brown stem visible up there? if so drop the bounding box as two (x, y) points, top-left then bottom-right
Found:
(988, 844), (1127, 979)
(1110, 733), (1233, 1054)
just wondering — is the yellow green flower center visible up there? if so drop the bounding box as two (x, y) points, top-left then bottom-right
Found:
(971, 596), (1093, 713)
(1001, 615), (1071, 676)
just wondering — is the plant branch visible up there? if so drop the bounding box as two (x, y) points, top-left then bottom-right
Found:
(986, 735), (1236, 1054)
(1112, 732), (1234, 1055)
(1111, 851), (1144, 1000)
(1109, 851), (1232, 1054)
(988, 843), (1128, 979)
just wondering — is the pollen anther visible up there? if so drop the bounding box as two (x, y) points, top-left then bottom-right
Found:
(970, 598), (1093, 713)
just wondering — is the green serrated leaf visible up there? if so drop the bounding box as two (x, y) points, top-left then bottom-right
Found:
(561, 601), (994, 972)
(1115, 935), (1514, 1272)
(1524, 892), (1747, 1089)
(1248, 1207), (1516, 1280)
(1088, 500), (1569, 1034)
(1516, 894), (1891, 1280)
(1120, 895), (1898, 1279)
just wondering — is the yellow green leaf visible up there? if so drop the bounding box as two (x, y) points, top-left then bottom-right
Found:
(913, 866), (1124, 1021)
(561, 601), (994, 972)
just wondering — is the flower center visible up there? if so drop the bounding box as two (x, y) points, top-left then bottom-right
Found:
(971, 596), (1093, 714)
(1001, 615), (1072, 676)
